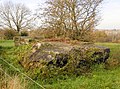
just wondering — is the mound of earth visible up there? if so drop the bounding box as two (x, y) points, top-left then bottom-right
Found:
(20, 42), (110, 76)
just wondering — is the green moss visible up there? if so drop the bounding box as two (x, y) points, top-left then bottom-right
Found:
(19, 44), (110, 79)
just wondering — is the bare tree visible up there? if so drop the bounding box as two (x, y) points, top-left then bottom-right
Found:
(38, 0), (67, 36)
(38, 0), (103, 40)
(0, 2), (33, 33)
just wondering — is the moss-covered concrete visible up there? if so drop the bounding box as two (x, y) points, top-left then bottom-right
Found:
(20, 42), (110, 77)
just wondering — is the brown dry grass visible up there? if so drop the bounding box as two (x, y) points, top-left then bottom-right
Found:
(0, 75), (27, 89)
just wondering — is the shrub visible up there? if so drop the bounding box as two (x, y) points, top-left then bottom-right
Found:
(4, 29), (18, 40)
(21, 31), (29, 36)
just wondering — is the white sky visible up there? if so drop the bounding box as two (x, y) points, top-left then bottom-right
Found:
(96, 0), (120, 29)
(0, 0), (120, 29)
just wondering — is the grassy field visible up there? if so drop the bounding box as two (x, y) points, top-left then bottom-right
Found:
(1, 40), (120, 89)
(0, 40), (14, 47)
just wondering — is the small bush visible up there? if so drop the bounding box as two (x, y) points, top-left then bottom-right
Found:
(4, 29), (18, 40)
(21, 31), (29, 36)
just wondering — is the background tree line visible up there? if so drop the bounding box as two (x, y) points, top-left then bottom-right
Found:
(0, 0), (106, 42)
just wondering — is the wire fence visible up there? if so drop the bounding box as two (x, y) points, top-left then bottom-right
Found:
(0, 57), (45, 89)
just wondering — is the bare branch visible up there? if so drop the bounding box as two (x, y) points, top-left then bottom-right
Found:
(0, 1), (33, 32)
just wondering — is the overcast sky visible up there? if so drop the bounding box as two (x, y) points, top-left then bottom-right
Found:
(97, 0), (120, 29)
(0, 0), (120, 29)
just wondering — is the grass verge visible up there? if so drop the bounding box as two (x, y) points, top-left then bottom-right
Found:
(1, 41), (120, 89)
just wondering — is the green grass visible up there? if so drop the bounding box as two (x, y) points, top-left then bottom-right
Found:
(0, 40), (14, 47)
(43, 64), (120, 89)
(1, 41), (120, 89)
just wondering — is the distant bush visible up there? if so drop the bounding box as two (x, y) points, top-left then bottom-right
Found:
(4, 29), (18, 40)
(21, 31), (29, 36)
(93, 30), (108, 42)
